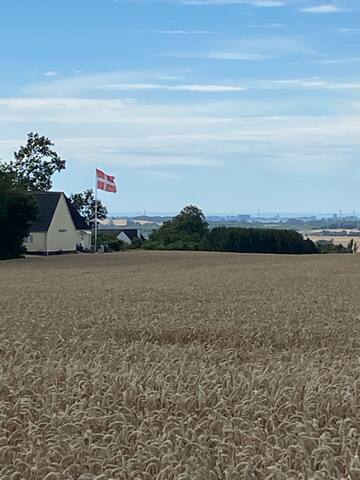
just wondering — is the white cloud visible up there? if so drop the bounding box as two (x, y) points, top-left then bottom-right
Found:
(250, 23), (285, 28)
(100, 83), (247, 92)
(0, 95), (359, 175)
(23, 69), (360, 104)
(138, 29), (215, 34)
(301, 4), (343, 13)
(44, 71), (59, 77)
(114, 0), (285, 4)
(338, 28), (360, 34)
(173, 84), (246, 92)
(182, 0), (285, 6)
(154, 51), (268, 60)
(206, 52), (268, 60)
(266, 77), (360, 90)
(312, 57), (360, 64)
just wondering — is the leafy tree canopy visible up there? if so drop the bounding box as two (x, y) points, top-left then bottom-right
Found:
(0, 132), (66, 191)
(70, 189), (108, 225)
(0, 190), (38, 259)
(147, 205), (208, 250)
(174, 205), (208, 237)
(0, 168), (17, 191)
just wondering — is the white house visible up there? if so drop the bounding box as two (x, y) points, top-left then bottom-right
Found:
(98, 228), (145, 245)
(117, 229), (144, 245)
(25, 192), (92, 255)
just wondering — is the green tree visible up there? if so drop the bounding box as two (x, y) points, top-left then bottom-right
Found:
(0, 171), (38, 259)
(174, 205), (208, 238)
(0, 132), (66, 191)
(69, 189), (108, 225)
(206, 227), (318, 254)
(0, 167), (16, 190)
(146, 205), (208, 250)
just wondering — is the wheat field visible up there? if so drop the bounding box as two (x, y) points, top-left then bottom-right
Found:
(1, 251), (360, 480)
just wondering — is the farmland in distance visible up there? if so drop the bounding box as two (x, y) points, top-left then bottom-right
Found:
(1, 251), (360, 479)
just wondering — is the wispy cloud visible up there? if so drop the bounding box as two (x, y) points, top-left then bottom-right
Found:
(138, 29), (215, 34)
(114, 0), (285, 4)
(1, 95), (359, 175)
(182, 0), (285, 6)
(207, 52), (268, 60)
(312, 56), (360, 65)
(155, 51), (269, 60)
(250, 23), (285, 28)
(25, 69), (360, 101)
(100, 82), (247, 92)
(44, 71), (59, 77)
(267, 77), (360, 90)
(338, 28), (360, 34)
(301, 4), (343, 13)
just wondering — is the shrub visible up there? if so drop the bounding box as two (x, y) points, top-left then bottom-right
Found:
(206, 227), (318, 254)
(0, 191), (38, 260)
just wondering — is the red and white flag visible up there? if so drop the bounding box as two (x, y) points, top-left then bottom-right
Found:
(96, 168), (117, 193)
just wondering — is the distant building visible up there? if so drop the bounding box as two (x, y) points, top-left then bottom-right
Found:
(236, 214), (252, 221)
(25, 192), (92, 255)
(99, 228), (145, 245)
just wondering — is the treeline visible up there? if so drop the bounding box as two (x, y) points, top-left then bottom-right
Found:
(145, 205), (319, 254)
(206, 227), (318, 254)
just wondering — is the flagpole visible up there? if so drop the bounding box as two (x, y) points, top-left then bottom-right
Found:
(94, 170), (98, 252)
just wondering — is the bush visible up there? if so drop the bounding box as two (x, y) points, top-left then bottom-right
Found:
(96, 233), (126, 252)
(317, 239), (357, 254)
(206, 227), (318, 255)
(0, 191), (38, 260)
(107, 239), (126, 252)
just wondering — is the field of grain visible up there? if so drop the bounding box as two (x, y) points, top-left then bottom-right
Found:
(1, 251), (360, 480)
(306, 235), (360, 250)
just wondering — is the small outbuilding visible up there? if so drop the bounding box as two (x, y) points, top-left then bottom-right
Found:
(24, 192), (92, 255)
(99, 228), (145, 245)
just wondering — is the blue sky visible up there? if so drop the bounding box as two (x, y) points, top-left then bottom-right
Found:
(1, 0), (360, 215)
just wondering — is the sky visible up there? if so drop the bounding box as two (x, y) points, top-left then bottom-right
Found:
(0, 0), (360, 215)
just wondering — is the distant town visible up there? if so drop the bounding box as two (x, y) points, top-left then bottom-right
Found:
(100, 212), (360, 241)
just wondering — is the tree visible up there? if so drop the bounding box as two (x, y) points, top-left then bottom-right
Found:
(0, 171), (38, 259)
(146, 205), (208, 250)
(206, 227), (318, 254)
(174, 205), (208, 238)
(69, 189), (107, 225)
(0, 167), (17, 191)
(1, 132), (66, 191)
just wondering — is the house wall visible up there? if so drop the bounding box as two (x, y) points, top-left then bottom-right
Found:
(76, 231), (92, 249)
(46, 194), (78, 252)
(24, 232), (46, 253)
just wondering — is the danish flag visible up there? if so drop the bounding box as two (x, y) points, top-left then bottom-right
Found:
(96, 168), (117, 193)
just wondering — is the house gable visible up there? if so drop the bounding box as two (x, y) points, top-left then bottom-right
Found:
(118, 231), (133, 245)
(46, 194), (79, 252)
(29, 192), (61, 232)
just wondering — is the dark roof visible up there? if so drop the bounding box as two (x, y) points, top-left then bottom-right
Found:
(98, 229), (124, 237)
(98, 228), (142, 242)
(30, 192), (90, 232)
(65, 196), (90, 230)
(120, 229), (140, 241)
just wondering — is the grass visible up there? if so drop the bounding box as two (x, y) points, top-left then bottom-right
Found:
(1, 251), (360, 479)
